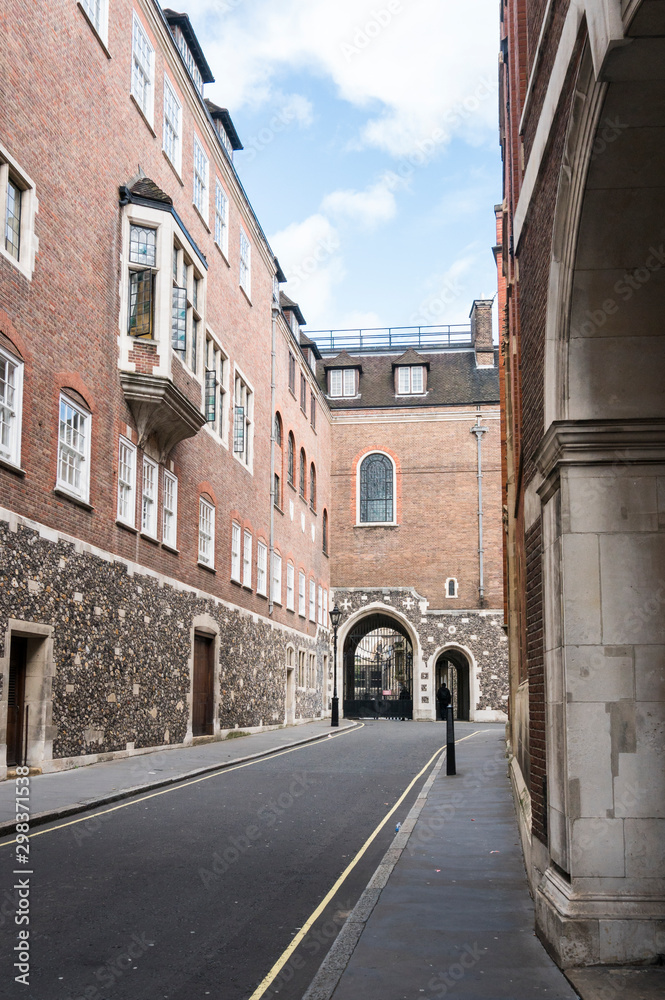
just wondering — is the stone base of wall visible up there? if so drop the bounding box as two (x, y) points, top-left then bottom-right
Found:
(0, 511), (329, 777)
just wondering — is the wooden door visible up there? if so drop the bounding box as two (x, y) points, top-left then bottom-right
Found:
(192, 635), (214, 737)
(7, 637), (27, 766)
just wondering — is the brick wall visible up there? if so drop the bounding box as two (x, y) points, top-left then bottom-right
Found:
(330, 405), (503, 610)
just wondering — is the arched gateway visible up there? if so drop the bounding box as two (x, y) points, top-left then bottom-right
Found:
(434, 649), (470, 721)
(343, 612), (414, 719)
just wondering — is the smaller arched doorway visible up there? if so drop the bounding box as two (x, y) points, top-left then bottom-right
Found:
(435, 649), (470, 721)
(343, 613), (413, 719)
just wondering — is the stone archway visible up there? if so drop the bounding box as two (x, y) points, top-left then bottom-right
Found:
(338, 605), (421, 720)
(434, 649), (471, 721)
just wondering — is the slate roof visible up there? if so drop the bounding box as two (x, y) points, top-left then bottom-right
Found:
(279, 292), (306, 327)
(128, 177), (173, 205)
(316, 349), (500, 409)
(391, 348), (430, 369)
(321, 350), (363, 371)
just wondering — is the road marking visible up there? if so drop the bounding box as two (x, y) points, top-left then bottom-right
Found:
(0, 724), (364, 847)
(247, 729), (484, 1000)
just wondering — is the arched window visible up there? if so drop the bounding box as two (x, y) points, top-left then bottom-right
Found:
(359, 453), (394, 523)
(322, 509), (328, 555)
(274, 412), (282, 446)
(309, 463), (316, 512)
(299, 448), (306, 499)
(287, 432), (295, 486)
(446, 577), (458, 598)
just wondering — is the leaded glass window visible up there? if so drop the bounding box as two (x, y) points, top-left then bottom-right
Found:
(129, 225), (156, 267)
(287, 433), (295, 486)
(360, 453), (393, 523)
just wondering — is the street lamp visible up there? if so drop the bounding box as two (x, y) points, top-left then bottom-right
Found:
(329, 604), (342, 727)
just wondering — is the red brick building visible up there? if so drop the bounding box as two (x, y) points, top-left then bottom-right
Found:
(310, 305), (508, 723)
(0, 0), (330, 775)
(499, 0), (665, 968)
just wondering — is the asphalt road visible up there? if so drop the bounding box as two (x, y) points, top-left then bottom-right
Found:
(0, 721), (470, 1000)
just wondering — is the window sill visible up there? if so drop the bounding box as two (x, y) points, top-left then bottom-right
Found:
(354, 522), (399, 528)
(309, 507), (317, 516)
(0, 244), (33, 281)
(288, 481), (297, 492)
(0, 457), (25, 477)
(197, 561), (216, 574)
(256, 591), (268, 600)
(129, 93), (156, 137)
(54, 487), (93, 511)
(274, 504), (284, 515)
(288, 389), (297, 400)
(77, 2), (111, 58)
(140, 532), (160, 545)
(242, 584), (253, 593)
(116, 519), (138, 534)
(214, 243), (230, 267)
(192, 203), (210, 233)
(239, 284), (252, 306)
(162, 542), (179, 555)
(231, 576), (242, 587)
(162, 150), (184, 186)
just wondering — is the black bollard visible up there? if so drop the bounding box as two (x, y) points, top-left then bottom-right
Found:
(446, 705), (456, 775)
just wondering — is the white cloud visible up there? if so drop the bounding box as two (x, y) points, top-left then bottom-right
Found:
(269, 214), (345, 328)
(184, 0), (498, 158)
(321, 173), (400, 229)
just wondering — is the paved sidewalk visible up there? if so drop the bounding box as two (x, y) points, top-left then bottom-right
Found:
(0, 719), (356, 834)
(305, 726), (580, 1000)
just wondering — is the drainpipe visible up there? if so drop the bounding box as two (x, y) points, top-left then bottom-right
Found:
(470, 414), (488, 605)
(269, 302), (278, 616)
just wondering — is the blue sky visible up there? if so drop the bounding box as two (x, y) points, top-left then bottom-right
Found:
(186, 0), (501, 332)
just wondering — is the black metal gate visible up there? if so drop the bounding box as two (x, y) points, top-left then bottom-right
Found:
(343, 616), (413, 719)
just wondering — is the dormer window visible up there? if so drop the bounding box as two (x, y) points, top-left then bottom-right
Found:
(329, 369), (356, 397)
(173, 26), (204, 95)
(397, 365), (424, 395)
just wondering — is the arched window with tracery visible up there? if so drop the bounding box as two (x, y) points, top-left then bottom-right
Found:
(359, 452), (394, 523)
(309, 463), (316, 512)
(299, 448), (306, 499)
(322, 509), (328, 554)
(287, 432), (295, 486)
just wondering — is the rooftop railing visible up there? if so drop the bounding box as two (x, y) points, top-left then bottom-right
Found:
(307, 324), (472, 354)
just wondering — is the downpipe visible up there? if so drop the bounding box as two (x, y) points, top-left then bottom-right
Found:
(470, 416), (488, 605)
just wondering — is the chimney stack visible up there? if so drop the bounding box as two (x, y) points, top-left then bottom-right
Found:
(470, 299), (495, 367)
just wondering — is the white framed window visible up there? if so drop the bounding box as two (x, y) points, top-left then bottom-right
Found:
(0, 346), (23, 468)
(57, 394), (91, 503)
(131, 13), (155, 125)
(231, 521), (241, 581)
(0, 147), (37, 279)
(198, 497), (215, 567)
(233, 369), (253, 469)
(239, 227), (251, 298)
(446, 577), (459, 598)
(286, 562), (295, 611)
(204, 333), (228, 442)
(323, 589), (328, 624)
(141, 456), (157, 537)
(243, 529), (252, 588)
(117, 436), (136, 526)
(193, 135), (209, 222)
(80, 0), (109, 45)
(298, 570), (306, 617)
(309, 579), (316, 622)
(397, 366), (424, 395)
(298, 650), (306, 688)
(162, 470), (178, 548)
(308, 652), (316, 689)
(317, 585), (323, 625)
(172, 240), (203, 372)
(329, 369), (356, 397)
(257, 540), (267, 596)
(163, 78), (182, 174)
(214, 181), (229, 258)
(272, 552), (282, 604)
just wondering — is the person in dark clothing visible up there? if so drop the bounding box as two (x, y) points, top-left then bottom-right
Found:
(398, 686), (410, 720)
(436, 682), (452, 720)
